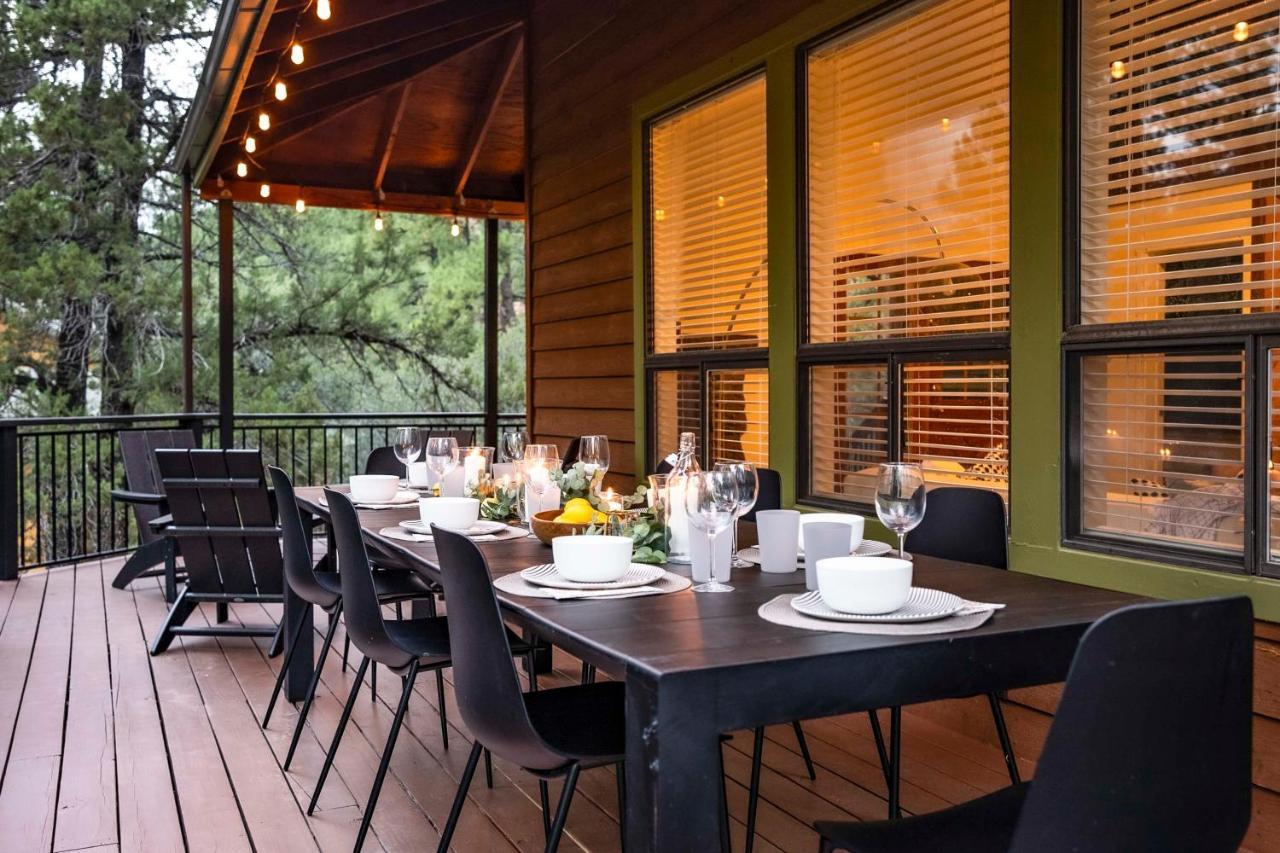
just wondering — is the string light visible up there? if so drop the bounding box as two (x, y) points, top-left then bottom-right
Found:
(317, 0), (331, 20)
(374, 210), (384, 231)
(274, 80), (287, 101)
(450, 218), (461, 237)
(290, 42), (304, 64)
(295, 196), (306, 213)
(940, 117), (951, 132)
(260, 183), (271, 198)
(1110, 60), (1126, 80)
(1234, 21), (1250, 41)
(244, 135), (257, 153)
(258, 111), (271, 131)
(236, 161), (248, 178)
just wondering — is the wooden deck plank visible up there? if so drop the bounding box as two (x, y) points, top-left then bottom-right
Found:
(54, 560), (118, 852)
(0, 572), (48, 782)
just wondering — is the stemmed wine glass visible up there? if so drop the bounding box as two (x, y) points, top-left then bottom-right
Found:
(714, 462), (758, 568)
(685, 470), (739, 593)
(875, 462), (927, 560)
(524, 449), (560, 514)
(425, 436), (459, 497)
(579, 435), (610, 493)
(392, 427), (422, 475)
(503, 428), (529, 463)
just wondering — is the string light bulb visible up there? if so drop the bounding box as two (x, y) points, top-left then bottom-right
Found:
(450, 218), (461, 237)
(374, 210), (384, 231)
(290, 42), (305, 64)
(258, 111), (271, 131)
(295, 197), (306, 213)
(1234, 21), (1250, 41)
(274, 80), (287, 101)
(244, 135), (257, 153)
(236, 161), (248, 178)
(317, 0), (331, 20)
(940, 117), (951, 132)
(1110, 60), (1126, 80)
(260, 183), (271, 198)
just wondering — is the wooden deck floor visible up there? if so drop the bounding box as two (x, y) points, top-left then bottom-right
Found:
(0, 555), (1043, 853)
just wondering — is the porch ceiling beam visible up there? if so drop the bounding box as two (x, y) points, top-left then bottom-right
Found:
(373, 83), (413, 196)
(454, 31), (523, 199)
(201, 179), (525, 219)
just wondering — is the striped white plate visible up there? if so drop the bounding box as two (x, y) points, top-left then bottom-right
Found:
(520, 563), (665, 591)
(737, 539), (892, 567)
(790, 587), (965, 623)
(399, 519), (508, 537)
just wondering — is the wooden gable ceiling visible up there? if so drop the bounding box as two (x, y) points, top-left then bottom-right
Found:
(199, 0), (526, 218)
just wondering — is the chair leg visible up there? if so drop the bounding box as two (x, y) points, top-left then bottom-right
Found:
(887, 706), (902, 820)
(342, 634), (350, 672)
(545, 764), (581, 853)
(111, 538), (168, 590)
(615, 761), (627, 853)
(484, 748), (494, 789)
(370, 660), (377, 701)
(262, 611), (309, 727)
(267, 619), (285, 658)
(354, 661), (419, 853)
(986, 692), (1021, 784)
(163, 538), (178, 604)
(436, 741), (483, 853)
(580, 661), (595, 684)
(308, 656), (369, 814)
(792, 721), (816, 781)
(284, 609), (342, 770)
(867, 710), (891, 792)
(435, 668), (449, 749)
(745, 727), (765, 853)
(216, 602), (229, 624)
(539, 779), (551, 839)
(150, 589), (197, 655)
(526, 650), (539, 692)
(718, 739), (731, 853)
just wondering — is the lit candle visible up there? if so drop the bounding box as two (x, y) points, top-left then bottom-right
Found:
(463, 447), (485, 491)
(602, 487), (622, 512)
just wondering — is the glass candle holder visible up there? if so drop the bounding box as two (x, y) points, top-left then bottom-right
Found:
(648, 473), (680, 563)
(458, 446), (495, 497)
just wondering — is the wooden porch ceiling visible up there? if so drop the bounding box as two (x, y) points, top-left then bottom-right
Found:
(195, 0), (527, 219)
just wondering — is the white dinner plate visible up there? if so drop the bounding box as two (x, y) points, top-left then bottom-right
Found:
(398, 519), (507, 537)
(320, 489), (420, 508)
(520, 563), (665, 591)
(736, 539), (892, 567)
(789, 587), (965, 623)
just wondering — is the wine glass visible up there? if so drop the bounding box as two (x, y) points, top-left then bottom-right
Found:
(425, 436), (459, 497)
(875, 462), (927, 560)
(525, 454), (560, 515)
(503, 428), (529, 462)
(685, 471), (738, 593)
(392, 427), (422, 473)
(579, 435), (610, 492)
(715, 462), (758, 568)
(523, 443), (558, 464)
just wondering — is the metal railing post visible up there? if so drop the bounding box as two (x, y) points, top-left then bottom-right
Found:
(0, 424), (19, 580)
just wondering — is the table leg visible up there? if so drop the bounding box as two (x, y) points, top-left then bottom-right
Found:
(284, 509), (318, 702)
(625, 672), (722, 852)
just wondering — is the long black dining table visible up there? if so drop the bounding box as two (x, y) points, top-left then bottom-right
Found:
(286, 486), (1141, 851)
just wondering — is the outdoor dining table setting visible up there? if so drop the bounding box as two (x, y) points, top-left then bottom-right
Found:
(285, 429), (1142, 852)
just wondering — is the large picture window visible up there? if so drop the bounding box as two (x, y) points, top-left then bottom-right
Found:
(645, 73), (769, 467)
(1067, 0), (1280, 575)
(800, 0), (1011, 508)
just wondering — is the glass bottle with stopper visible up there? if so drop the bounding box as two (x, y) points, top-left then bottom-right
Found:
(664, 432), (700, 563)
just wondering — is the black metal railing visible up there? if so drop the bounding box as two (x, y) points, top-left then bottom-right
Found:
(0, 411), (526, 577)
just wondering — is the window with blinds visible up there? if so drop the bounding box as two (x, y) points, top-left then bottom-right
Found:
(652, 369), (702, 461)
(1271, 348), (1280, 560)
(1079, 0), (1280, 325)
(1078, 350), (1245, 553)
(648, 73), (768, 354)
(708, 368), (770, 466)
(809, 364), (890, 505)
(805, 0), (1010, 343)
(903, 361), (1009, 494)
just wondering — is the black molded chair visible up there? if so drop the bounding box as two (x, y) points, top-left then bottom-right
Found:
(432, 526), (627, 853)
(815, 596), (1253, 852)
(560, 435), (582, 471)
(261, 466), (433, 772)
(110, 428), (197, 600)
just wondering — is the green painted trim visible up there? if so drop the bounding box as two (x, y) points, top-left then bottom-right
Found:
(632, 115), (648, 476)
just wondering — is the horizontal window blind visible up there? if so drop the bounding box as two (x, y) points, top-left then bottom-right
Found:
(1270, 348), (1280, 560)
(1079, 350), (1245, 552)
(809, 364), (890, 504)
(649, 74), (769, 354)
(1080, 0), (1280, 324)
(902, 360), (1009, 495)
(708, 368), (770, 466)
(652, 369), (701, 462)
(806, 0), (1010, 343)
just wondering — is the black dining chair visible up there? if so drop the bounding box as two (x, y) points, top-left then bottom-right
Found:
(363, 445), (406, 478)
(261, 466), (434, 771)
(432, 526), (627, 853)
(815, 596), (1254, 853)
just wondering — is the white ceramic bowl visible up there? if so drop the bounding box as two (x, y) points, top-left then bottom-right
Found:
(816, 556), (912, 614)
(798, 513), (865, 552)
(349, 474), (400, 504)
(552, 535), (633, 583)
(419, 497), (480, 531)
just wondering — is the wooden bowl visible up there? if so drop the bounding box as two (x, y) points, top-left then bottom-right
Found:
(529, 509), (591, 545)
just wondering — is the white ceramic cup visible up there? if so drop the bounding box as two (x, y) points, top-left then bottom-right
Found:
(816, 556), (913, 614)
(406, 461), (434, 488)
(348, 474), (399, 504)
(418, 497), (480, 531)
(755, 510), (801, 573)
(798, 512), (865, 553)
(552, 535), (632, 583)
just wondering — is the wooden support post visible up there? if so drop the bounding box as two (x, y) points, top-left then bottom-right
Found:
(484, 217), (500, 449)
(0, 423), (18, 580)
(181, 171), (194, 413)
(218, 198), (235, 449)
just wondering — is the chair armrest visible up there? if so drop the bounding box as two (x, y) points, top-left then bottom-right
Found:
(148, 514), (173, 533)
(111, 489), (166, 506)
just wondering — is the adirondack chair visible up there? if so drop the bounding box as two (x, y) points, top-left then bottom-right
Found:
(110, 429), (197, 600)
(150, 448), (284, 655)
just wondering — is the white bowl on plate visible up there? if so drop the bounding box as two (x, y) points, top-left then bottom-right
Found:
(798, 513), (865, 552)
(419, 497), (480, 531)
(349, 474), (400, 504)
(816, 556), (912, 614)
(552, 535), (633, 583)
